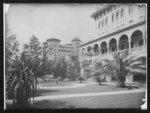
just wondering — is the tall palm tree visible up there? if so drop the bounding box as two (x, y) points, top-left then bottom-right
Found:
(102, 50), (146, 87)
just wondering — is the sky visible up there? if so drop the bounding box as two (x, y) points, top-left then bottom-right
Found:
(6, 3), (101, 48)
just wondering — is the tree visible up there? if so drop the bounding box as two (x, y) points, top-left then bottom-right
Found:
(93, 61), (105, 85)
(7, 53), (45, 108)
(102, 50), (146, 87)
(26, 35), (42, 58)
(81, 59), (92, 69)
(5, 34), (20, 99)
(67, 54), (81, 81)
(53, 57), (67, 84)
(81, 59), (92, 79)
(5, 34), (20, 76)
(22, 38), (54, 80)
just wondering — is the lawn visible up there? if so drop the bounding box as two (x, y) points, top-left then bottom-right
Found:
(36, 83), (145, 97)
(6, 81), (146, 109)
(30, 92), (145, 109)
(39, 81), (77, 87)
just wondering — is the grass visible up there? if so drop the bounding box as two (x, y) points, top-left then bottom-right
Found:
(40, 81), (75, 87)
(6, 81), (146, 109)
(36, 83), (145, 97)
(29, 92), (145, 109)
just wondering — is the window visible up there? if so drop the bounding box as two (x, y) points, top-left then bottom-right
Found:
(105, 18), (108, 25)
(129, 5), (133, 14)
(121, 9), (124, 18)
(96, 15), (98, 20)
(97, 14), (99, 19)
(99, 13), (101, 18)
(116, 12), (119, 20)
(102, 19), (104, 27)
(103, 10), (105, 16)
(98, 21), (101, 29)
(107, 8), (109, 13)
(112, 14), (114, 22)
(138, 5), (143, 9)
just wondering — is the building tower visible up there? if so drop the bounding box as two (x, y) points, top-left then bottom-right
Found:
(71, 36), (81, 56)
(46, 38), (61, 60)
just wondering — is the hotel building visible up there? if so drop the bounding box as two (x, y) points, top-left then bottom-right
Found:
(80, 4), (147, 82)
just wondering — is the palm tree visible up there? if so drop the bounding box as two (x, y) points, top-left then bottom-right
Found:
(93, 60), (106, 85)
(102, 50), (146, 87)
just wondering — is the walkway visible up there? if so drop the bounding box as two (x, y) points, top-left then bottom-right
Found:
(32, 88), (145, 101)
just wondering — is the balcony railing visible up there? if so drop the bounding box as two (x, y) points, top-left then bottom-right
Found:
(80, 45), (145, 61)
(130, 46), (144, 52)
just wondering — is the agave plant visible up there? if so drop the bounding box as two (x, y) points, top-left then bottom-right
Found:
(6, 53), (45, 108)
(102, 50), (146, 87)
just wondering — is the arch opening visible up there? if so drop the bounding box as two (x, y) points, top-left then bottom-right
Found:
(119, 35), (129, 50)
(93, 44), (99, 55)
(100, 42), (107, 54)
(109, 38), (117, 52)
(131, 30), (143, 48)
(87, 46), (93, 56)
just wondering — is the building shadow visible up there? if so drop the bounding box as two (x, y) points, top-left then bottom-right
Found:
(36, 89), (60, 97)
(29, 100), (76, 109)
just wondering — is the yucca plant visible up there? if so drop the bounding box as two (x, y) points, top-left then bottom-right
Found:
(6, 53), (45, 109)
(102, 50), (146, 87)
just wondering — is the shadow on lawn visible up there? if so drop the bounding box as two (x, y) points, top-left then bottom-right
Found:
(113, 85), (139, 90)
(6, 100), (76, 109)
(36, 89), (60, 97)
(29, 100), (76, 109)
(125, 86), (139, 90)
(97, 84), (108, 85)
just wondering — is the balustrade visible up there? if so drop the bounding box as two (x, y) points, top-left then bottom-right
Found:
(130, 45), (144, 52)
(81, 45), (145, 62)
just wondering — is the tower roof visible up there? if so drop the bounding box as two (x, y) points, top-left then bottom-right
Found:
(71, 37), (81, 42)
(47, 38), (61, 42)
